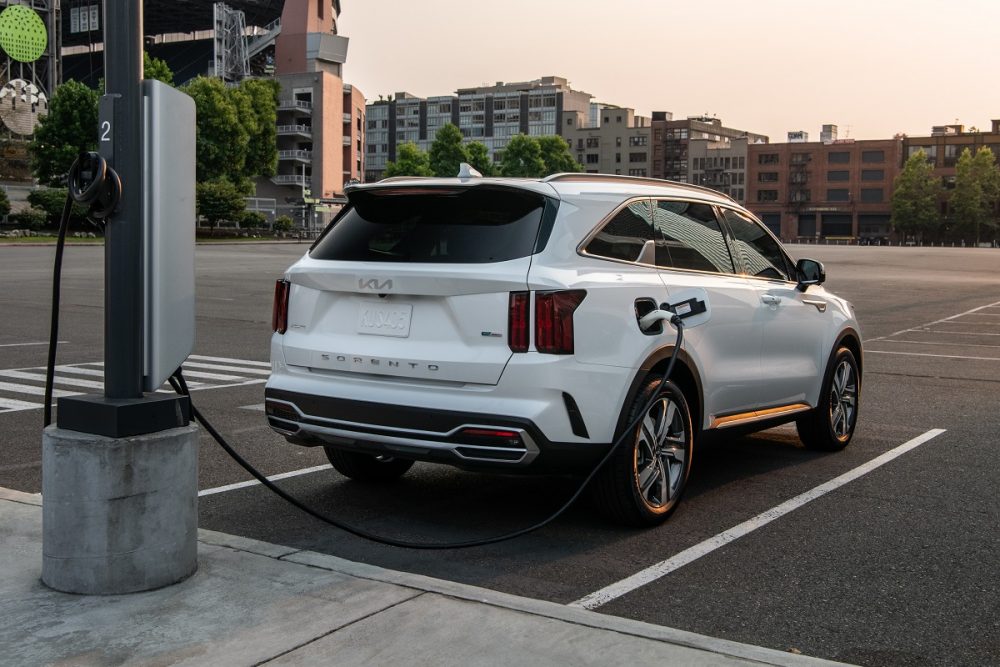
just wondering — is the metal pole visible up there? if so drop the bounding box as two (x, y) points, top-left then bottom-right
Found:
(102, 0), (144, 399)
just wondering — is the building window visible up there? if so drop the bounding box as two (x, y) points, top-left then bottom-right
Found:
(628, 168), (647, 176)
(758, 172), (779, 183)
(860, 188), (884, 203)
(828, 151), (850, 164)
(586, 154), (599, 164)
(586, 137), (600, 148)
(758, 153), (779, 165)
(757, 190), (778, 202)
(861, 150), (885, 163)
(861, 169), (884, 181)
(827, 170), (850, 182)
(629, 152), (647, 162)
(791, 152), (811, 164)
(827, 189), (850, 202)
(615, 153), (621, 163)
(629, 136), (647, 146)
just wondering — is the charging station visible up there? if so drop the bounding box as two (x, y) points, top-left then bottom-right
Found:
(41, 0), (199, 595)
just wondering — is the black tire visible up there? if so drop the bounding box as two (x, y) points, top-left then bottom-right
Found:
(592, 378), (694, 526)
(324, 447), (414, 482)
(796, 346), (860, 451)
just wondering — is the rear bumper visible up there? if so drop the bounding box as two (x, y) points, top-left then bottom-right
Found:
(265, 388), (610, 473)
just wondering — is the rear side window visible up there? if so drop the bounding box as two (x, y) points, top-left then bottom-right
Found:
(310, 186), (549, 263)
(652, 200), (735, 274)
(584, 200), (654, 262)
(721, 209), (794, 281)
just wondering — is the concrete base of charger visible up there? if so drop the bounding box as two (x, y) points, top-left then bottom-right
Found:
(41, 423), (199, 594)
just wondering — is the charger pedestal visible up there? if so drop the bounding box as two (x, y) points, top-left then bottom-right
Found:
(41, 423), (199, 594)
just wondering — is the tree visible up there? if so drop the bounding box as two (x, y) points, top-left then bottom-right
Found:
(234, 78), (280, 179)
(465, 141), (496, 176)
(891, 150), (941, 241)
(499, 134), (546, 177)
(143, 52), (174, 85)
(29, 80), (99, 186)
(429, 123), (467, 177)
(182, 77), (251, 187)
(196, 179), (247, 229)
(537, 135), (580, 176)
(26, 187), (89, 227)
(384, 142), (433, 177)
(0, 188), (10, 219)
(950, 147), (1000, 244)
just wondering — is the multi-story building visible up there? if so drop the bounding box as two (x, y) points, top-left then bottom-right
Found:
(651, 113), (767, 184)
(687, 136), (751, 205)
(903, 120), (1000, 184)
(566, 105), (651, 176)
(747, 136), (903, 240)
(364, 76), (592, 180)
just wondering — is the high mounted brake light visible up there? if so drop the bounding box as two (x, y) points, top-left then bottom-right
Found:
(272, 279), (290, 334)
(535, 290), (586, 354)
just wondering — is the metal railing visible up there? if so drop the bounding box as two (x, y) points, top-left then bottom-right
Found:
(278, 149), (313, 160)
(276, 124), (312, 135)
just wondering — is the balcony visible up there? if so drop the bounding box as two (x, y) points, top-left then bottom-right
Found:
(277, 124), (312, 138)
(278, 149), (312, 163)
(342, 136), (352, 146)
(343, 113), (352, 124)
(271, 174), (309, 186)
(278, 99), (313, 113)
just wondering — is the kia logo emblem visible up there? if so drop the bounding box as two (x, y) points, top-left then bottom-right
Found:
(358, 278), (393, 290)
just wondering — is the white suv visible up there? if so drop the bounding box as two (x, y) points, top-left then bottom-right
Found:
(265, 172), (862, 525)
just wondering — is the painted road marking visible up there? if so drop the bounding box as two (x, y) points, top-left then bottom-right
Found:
(183, 361), (270, 376)
(0, 341), (68, 348)
(190, 354), (270, 368)
(198, 464), (333, 497)
(877, 340), (1000, 349)
(0, 370), (105, 390)
(570, 428), (947, 610)
(240, 403), (265, 411)
(0, 397), (43, 410)
(868, 300), (1000, 342)
(866, 350), (1000, 361)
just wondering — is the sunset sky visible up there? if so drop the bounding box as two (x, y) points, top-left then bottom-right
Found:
(337, 0), (1000, 141)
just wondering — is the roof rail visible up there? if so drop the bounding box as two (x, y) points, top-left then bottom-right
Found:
(542, 173), (736, 204)
(376, 175), (438, 184)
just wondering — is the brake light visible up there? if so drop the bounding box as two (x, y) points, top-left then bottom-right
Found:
(272, 279), (290, 334)
(535, 290), (586, 354)
(508, 291), (529, 352)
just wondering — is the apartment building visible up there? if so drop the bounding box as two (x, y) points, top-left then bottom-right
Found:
(651, 114), (768, 184)
(688, 136), (751, 204)
(364, 76), (592, 180)
(566, 105), (652, 176)
(747, 137), (903, 240)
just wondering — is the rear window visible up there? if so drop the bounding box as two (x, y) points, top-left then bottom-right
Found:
(310, 185), (552, 263)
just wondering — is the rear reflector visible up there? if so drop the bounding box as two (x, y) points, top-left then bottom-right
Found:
(535, 290), (586, 354)
(272, 279), (290, 334)
(508, 291), (529, 352)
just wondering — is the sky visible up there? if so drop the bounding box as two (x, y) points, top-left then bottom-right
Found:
(336, 0), (1000, 142)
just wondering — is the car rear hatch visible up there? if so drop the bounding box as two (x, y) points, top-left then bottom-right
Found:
(280, 183), (558, 386)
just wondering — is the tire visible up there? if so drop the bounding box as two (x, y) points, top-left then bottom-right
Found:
(324, 447), (414, 483)
(796, 346), (860, 451)
(593, 378), (694, 527)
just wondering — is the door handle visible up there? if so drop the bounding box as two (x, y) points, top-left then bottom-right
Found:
(761, 295), (781, 306)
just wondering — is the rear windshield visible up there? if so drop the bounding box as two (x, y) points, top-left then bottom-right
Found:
(310, 185), (551, 263)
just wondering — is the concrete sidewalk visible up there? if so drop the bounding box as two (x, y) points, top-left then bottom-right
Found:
(0, 488), (848, 666)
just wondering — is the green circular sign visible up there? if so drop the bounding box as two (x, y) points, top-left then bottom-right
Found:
(0, 5), (48, 63)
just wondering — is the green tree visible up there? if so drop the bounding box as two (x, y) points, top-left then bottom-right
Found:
(234, 78), (280, 179)
(29, 80), (99, 186)
(273, 215), (295, 233)
(182, 77), (251, 186)
(143, 52), (174, 85)
(428, 123), (467, 177)
(537, 135), (580, 176)
(196, 179), (247, 229)
(465, 141), (496, 176)
(891, 150), (941, 241)
(26, 187), (89, 225)
(499, 134), (546, 177)
(0, 188), (10, 218)
(949, 147), (1000, 244)
(384, 142), (433, 177)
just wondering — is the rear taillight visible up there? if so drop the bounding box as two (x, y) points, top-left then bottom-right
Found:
(535, 290), (586, 354)
(272, 279), (290, 334)
(508, 291), (529, 352)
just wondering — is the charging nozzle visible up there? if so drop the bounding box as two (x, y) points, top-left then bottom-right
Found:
(639, 309), (677, 332)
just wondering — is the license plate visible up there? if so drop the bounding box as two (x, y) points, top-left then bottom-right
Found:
(357, 301), (412, 337)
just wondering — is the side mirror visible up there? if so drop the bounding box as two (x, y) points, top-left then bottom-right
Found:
(796, 258), (825, 292)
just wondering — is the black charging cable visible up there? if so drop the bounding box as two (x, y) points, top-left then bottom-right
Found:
(170, 313), (685, 550)
(43, 153), (122, 427)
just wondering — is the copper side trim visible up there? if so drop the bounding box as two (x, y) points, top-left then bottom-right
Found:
(710, 403), (812, 429)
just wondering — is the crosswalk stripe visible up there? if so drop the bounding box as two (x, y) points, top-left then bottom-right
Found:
(189, 354), (270, 368)
(0, 381), (78, 397)
(0, 370), (105, 390)
(178, 369), (247, 381)
(183, 361), (271, 376)
(53, 365), (105, 377)
(0, 397), (43, 411)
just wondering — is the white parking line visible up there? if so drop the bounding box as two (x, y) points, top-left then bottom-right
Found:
(0, 397), (43, 410)
(877, 340), (1000, 349)
(240, 403), (265, 411)
(869, 300), (1000, 342)
(198, 464), (333, 497)
(866, 350), (1000, 362)
(183, 361), (271, 376)
(0, 341), (67, 348)
(0, 381), (77, 397)
(190, 354), (270, 368)
(0, 370), (105, 390)
(913, 330), (1000, 337)
(569, 428), (947, 610)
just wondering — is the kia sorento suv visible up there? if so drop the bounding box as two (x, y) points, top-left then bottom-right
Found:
(265, 171), (862, 526)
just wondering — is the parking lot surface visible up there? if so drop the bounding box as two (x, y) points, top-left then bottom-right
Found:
(1, 243), (997, 666)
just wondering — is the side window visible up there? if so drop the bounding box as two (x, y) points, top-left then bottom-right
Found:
(651, 200), (735, 274)
(721, 209), (794, 281)
(584, 200), (654, 263)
